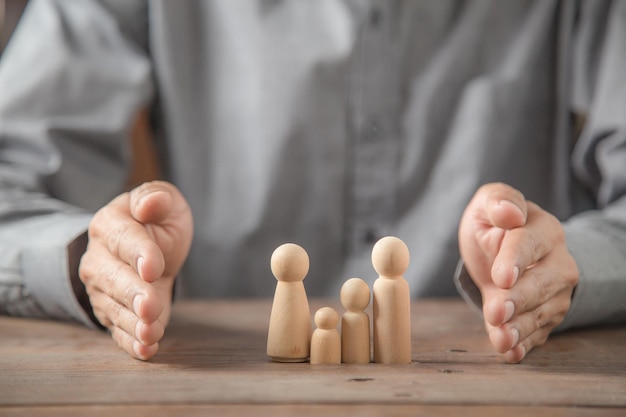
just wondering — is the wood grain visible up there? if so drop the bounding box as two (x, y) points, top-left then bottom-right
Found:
(1, 299), (625, 414)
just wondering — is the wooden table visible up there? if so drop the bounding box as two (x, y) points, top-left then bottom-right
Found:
(1, 299), (625, 416)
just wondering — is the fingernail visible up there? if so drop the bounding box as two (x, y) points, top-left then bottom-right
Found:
(512, 265), (519, 285)
(510, 328), (519, 347)
(499, 200), (524, 218)
(133, 294), (145, 316)
(137, 257), (144, 278)
(135, 321), (145, 344)
(503, 300), (515, 323)
(133, 340), (143, 358)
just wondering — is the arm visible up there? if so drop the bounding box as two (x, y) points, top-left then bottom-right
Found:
(0, 0), (153, 326)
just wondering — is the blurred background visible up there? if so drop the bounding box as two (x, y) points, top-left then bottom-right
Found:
(1, 0), (28, 56)
(0, 0), (159, 188)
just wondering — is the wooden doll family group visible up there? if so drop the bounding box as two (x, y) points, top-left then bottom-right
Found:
(267, 236), (412, 365)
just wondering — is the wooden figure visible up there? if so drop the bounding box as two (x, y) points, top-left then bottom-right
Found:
(371, 236), (412, 364)
(310, 307), (341, 364)
(266, 243), (312, 362)
(340, 277), (371, 364)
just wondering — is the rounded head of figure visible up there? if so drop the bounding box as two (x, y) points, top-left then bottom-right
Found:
(314, 307), (339, 330)
(340, 277), (371, 311)
(371, 236), (410, 278)
(270, 243), (310, 282)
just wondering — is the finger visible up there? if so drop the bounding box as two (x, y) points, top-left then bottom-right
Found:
(92, 306), (113, 328)
(491, 202), (563, 288)
(90, 291), (165, 346)
(483, 247), (577, 326)
(110, 326), (159, 361)
(503, 324), (552, 364)
(485, 288), (570, 353)
(89, 205), (166, 283)
(80, 244), (163, 323)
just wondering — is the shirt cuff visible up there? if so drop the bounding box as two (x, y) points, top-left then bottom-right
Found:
(22, 213), (97, 328)
(556, 225), (626, 331)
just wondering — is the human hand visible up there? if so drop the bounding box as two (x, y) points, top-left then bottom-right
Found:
(458, 182), (578, 363)
(79, 181), (193, 360)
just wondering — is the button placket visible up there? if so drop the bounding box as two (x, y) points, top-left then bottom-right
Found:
(346, 2), (402, 252)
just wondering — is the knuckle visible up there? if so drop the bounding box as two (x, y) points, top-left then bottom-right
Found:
(78, 254), (92, 284)
(550, 295), (570, 327)
(78, 247), (100, 286)
(552, 310), (567, 327)
(551, 219), (565, 243)
(87, 213), (101, 238)
(532, 307), (547, 329)
(560, 294), (572, 314)
(563, 255), (580, 287)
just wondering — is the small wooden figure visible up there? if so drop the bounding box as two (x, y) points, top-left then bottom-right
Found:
(340, 278), (371, 364)
(372, 236), (412, 364)
(310, 307), (341, 364)
(267, 243), (312, 362)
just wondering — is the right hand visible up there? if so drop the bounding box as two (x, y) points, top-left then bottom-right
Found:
(458, 183), (578, 363)
(79, 181), (193, 360)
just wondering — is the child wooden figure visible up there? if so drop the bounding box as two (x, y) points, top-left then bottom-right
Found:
(310, 307), (341, 364)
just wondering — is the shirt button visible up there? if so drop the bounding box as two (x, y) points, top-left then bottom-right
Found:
(361, 116), (383, 143)
(363, 228), (380, 245)
(369, 7), (382, 28)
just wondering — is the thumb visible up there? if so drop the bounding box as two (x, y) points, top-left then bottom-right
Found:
(458, 182), (528, 290)
(481, 183), (528, 230)
(129, 181), (175, 225)
(128, 181), (194, 279)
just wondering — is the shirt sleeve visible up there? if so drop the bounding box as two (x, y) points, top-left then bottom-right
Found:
(455, 1), (626, 331)
(0, 0), (153, 326)
(562, 0), (626, 330)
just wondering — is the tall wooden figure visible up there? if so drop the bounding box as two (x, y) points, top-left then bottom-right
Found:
(340, 278), (371, 364)
(267, 243), (312, 362)
(310, 307), (341, 364)
(372, 236), (412, 364)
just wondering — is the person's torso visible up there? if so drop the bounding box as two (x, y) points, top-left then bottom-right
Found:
(146, 0), (580, 298)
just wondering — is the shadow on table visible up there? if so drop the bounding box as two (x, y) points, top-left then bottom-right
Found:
(150, 312), (270, 370)
(521, 324), (626, 376)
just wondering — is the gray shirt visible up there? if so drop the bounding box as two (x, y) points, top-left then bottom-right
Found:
(1, 0), (625, 330)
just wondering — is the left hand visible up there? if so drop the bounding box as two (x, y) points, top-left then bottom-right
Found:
(458, 182), (579, 363)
